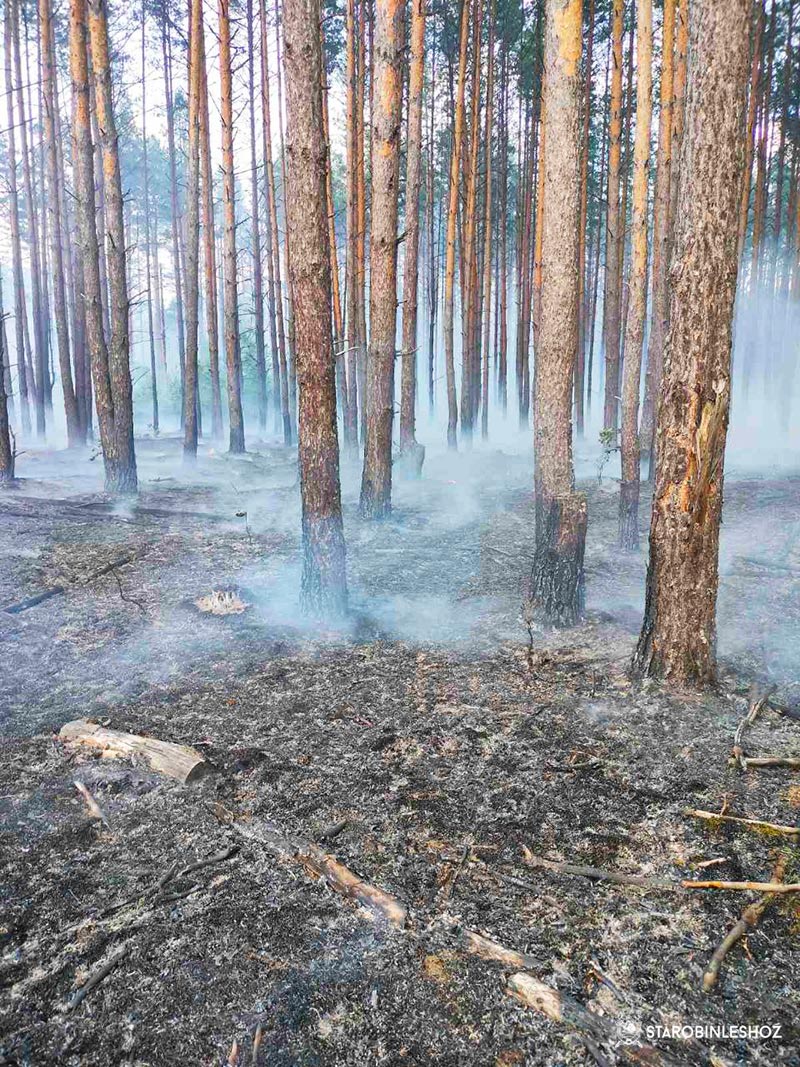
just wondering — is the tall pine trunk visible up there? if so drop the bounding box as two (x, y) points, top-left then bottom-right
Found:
(162, 14), (186, 420)
(639, 0), (675, 459)
(219, 0), (246, 452)
(4, 0), (32, 437)
(602, 0), (624, 433)
(183, 0), (203, 458)
(84, 0), (137, 490)
(633, 0), (752, 686)
(359, 0), (404, 517)
(618, 0), (652, 549)
(141, 3), (159, 434)
(531, 0), (586, 627)
(442, 0), (470, 449)
(200, 45), (223, 438)
(399, 0), (425, 452)
(247, 0), (268, 432)
(259, 0), (291, 444)
(283, 0), (348, 614)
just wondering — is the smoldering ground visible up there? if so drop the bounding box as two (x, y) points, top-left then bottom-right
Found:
(1, 408), (799, 1065)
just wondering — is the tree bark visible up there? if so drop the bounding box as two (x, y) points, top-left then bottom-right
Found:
(4, 0), (32, 437)
(283, 0), (348, 615)
(162, 14), (186, 420)
(575, 0), (594, 439)
(618, 0), (652, 550)
(359, 0), (404, 518)
(87, 0), (137, 492)
(247, 0), (268, 432)
(602, 0), (624, 433)
(14, 0), (47, 436)
(399, 0), (425, 452)
(736, 2), (763, 269)
(183, 0), (203, 458)
(200, 45), (223, 439)
(72, 0), (130, 491)
(460, 0), (482, 442)
(260, 0), (292, 445)
(141, 3), (159, 435)
(480, 5), (495, 441)
(640, 0), (676, 462)
(41, 0), (80, 445)
(219, 0), (246, 453)
(0, 274), (14, 484)
(442, 0), (470, 449)
(531, 0), (586, 628)
(632, 0), (752, 687)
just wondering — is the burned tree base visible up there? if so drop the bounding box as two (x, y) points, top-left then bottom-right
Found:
(300, 514), (348, 618)
(105, 460), (138, 496)
(618, 478), (640, 550)
(529, 492), (587, 628)
(395, 441), (426, 480)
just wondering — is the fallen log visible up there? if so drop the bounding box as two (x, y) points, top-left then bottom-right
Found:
(685, 808), (799, 838)
(60, 719), (210, 784)
(702, 857), (787, 992)
(233, 818), (407, 928)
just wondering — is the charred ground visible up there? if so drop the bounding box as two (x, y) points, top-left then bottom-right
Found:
(1, 439), (799, 1066)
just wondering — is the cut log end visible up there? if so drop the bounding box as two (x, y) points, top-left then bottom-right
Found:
(59, 719), (210, 785)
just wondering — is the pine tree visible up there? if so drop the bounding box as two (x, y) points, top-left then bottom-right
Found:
(530, 0), (586, 627)
(359, 0), (404, 517)
(283, 0), (348, 613)
(633, 0), (753, 686)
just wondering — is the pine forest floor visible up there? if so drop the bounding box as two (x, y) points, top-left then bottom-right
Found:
(1, 434), (799, 1066)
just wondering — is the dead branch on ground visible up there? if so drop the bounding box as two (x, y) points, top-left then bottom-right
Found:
(702, 856), (787, 992)
(685, 808), (799, 838)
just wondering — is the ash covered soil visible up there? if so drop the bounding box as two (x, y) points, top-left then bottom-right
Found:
(1, 436), (799, 1066)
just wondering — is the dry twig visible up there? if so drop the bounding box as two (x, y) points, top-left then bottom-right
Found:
(685, 808), (799, 839)
(702, 856), (787, 992)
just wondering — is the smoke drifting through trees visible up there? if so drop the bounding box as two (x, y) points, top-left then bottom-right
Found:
(0, 0), (797, 659)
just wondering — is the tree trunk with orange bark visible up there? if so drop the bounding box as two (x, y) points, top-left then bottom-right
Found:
(41, 0), (80, 445)
(86, 0), (137, 491)
(200, 45), (223, 439)
(219, 0), (246, 453)
(639, 0), (675, 461)
(260, 0), (292, 445)
(619, 0), (652, 550)
(283, 0), (348, 614)
(531, 0), (586, 628)
(183, 0), (203, 458)
(247, 0), (268, 432)
(602, 0), (624, 433)
(480, 3), (495, 441)
(575, 0), (594, 439)
(399, 0), (425, 453)
(443, 0), (470, 449)
(344, 0), (360, 449)
(359, 0), (404, 517)
(4, 0), (32, 437)
(633, 0), (752, 686)
(0, 276), (14, 484)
